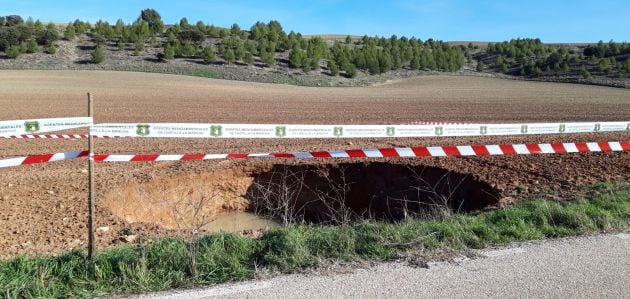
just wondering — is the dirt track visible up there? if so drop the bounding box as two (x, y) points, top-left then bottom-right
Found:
(0, 70), (629, 258)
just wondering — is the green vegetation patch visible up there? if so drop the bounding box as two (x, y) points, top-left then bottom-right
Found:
(1, 183), (629, 298)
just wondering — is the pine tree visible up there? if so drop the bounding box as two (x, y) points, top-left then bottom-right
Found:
(7, 45), (20, 59)
(476, 61), (485, 72)
(223, 48), (235, 64)
(261, 50), (275, 66)
(164, 45), (175, 60)
(289, 45), (304, 68)
(91, 47), (105, 64)
(25, 39), (38, 53)
(64, 24), (76, 40)
(201, 45), (216, 64)
(328, 59), (339, 76)
(243, 51), (254, 65)
(47, 43), (57, 54)
(345, 63), (357, 78)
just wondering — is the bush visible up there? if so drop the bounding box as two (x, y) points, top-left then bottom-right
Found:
(64, 24), (76, 40)
(6, 45), (20, 58)
(243, 51), (254, 65)
(222, 48), (235, 64)
(476, 61), (485, 72)
(261, 50), (275, 66)
(25, 39), (38, 53)
(328, 59), (339, 76)
(91, 46), (105, 64)
(201, 45), (216, 64)
(134, 40), (144, 56)
(345, 63), (357, 78)
(164, 45), (175, 60)
(47, 43), (57, 54)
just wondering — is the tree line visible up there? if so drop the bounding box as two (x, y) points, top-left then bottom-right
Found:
(3, 9), (627, 79)
(0, 15), (60, 58)
(479, 38), (630, 78)
(0, 9), (466, 76)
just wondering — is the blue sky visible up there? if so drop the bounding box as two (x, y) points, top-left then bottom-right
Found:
(1, 0), (628, 42)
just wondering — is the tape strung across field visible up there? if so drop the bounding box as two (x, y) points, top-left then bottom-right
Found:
(2, 141), (626, 168)
(0, 151), (88, 168)
(0, 117), (93, 137)
(0, 134), (90, 139)
(91, 121), (630, 138)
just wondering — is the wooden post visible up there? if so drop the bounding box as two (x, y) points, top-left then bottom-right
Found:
(87, 93), (95, 259)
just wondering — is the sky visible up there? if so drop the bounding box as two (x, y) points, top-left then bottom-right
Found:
(0, 0), (628, 43)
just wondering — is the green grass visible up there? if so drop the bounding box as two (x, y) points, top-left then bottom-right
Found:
(1, 183), (629, 298)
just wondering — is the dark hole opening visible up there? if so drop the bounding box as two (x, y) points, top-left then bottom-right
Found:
(246, 162), (500, 225)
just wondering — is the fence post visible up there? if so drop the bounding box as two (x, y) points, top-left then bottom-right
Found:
(87, 93), (95, 259)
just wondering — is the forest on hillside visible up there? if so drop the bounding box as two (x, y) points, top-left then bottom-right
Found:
(1, 9), (629, 81)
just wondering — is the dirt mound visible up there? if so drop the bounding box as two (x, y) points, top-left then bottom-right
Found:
(103, 169), (252, 230)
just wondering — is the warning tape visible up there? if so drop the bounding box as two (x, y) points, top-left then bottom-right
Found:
(0, 151), (88, 168)
(1, 142), (627, 168)
(0, 134), (89, 139)
(0, 117), (93, 137)
(0, 134), (123, 139)
(91, 121), (630, 138)
(92, 141), (629, 162)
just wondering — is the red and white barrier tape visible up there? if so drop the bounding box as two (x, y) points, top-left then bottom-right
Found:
(92, 141), (629, 162)
(0, 134), (89, 139)
(0, 135), (126, 139)
(1, 141), (627, 168)
(0, 151), (88, 168)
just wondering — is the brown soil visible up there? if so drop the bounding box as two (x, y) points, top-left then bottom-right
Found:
(0, 71), (629, 258)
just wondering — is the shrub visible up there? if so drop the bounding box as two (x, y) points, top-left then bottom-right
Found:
(91, 46), (105, 64)
(201, 45), (216, 64)
(476, 61), (485, 72)
(64, 24), (76, 40)
(261, 50), (275, 66)
(345, 63), (357, 78)
(25, 39), (38, 53)
(47, 43), (57, 54)
(164, 45), (175, 60)
(223, 49), (235, 64)
(243, 51), (254, 65)
(328, 59), (339, 76)
(6, 45), (20, 58)
(134, 40), (144, 55)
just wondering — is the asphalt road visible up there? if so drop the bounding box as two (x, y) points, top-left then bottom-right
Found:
(133, 233), (630, 299)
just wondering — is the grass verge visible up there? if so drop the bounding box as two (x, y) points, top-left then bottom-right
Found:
(1, 183), (629, 298)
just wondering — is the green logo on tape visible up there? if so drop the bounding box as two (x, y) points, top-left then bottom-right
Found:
(480, 125), (487, 135)
(435, 126), (443, 136)
(521, 125), (528, 134)
(386, 127), (396, 136)
(136, 124), (150, 136)
(210, 125), (222, 137)
(559, 124), (566, 133)
(275, 126), (286, 137)
(24, 121), (40, 133)
(333, 126), (343, 137)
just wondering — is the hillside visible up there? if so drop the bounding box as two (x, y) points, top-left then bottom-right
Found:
(1, 12), (629, 88)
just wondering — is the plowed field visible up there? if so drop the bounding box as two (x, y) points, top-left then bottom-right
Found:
(0, 70), (628, 258)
